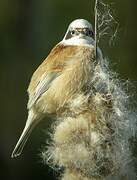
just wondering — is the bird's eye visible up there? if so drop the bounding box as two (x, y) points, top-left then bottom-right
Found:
(71, 30), (76, 35)
(87, 30), (93, 37)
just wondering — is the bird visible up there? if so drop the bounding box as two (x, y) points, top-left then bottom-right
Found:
(11, 19), (101, 158)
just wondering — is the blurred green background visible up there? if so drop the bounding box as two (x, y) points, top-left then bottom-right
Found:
(0, 0), (137, 179)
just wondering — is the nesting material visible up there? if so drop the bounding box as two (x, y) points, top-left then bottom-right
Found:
(42, 61), (137, 180)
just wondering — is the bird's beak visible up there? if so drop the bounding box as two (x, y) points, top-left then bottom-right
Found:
(76, 28), (87, 38)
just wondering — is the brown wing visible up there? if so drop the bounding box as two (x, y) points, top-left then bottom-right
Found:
(27, 43), (79, 109)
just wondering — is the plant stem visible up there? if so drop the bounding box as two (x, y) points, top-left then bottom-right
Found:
(94, 0), (98, 60)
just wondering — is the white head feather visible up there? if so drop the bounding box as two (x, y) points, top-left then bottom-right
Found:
(62, 19), (95, 47)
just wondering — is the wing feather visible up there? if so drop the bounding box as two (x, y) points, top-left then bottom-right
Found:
(28, 72), (61, 108)
(27, 43), (81, 109)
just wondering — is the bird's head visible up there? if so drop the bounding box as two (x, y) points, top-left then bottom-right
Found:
(63, 19), (94, 46)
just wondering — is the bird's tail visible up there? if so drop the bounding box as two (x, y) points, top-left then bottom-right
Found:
(11, 111), (37, 158)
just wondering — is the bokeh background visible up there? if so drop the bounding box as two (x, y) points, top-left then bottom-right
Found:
(0, 0), (137, 179)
